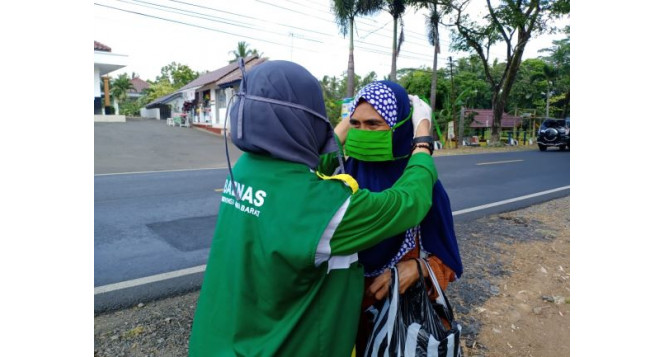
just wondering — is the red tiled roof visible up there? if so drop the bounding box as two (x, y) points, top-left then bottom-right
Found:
(130, 77), (150, 93)
(95, 41), (111, 52)
(467, 109), (522, 128)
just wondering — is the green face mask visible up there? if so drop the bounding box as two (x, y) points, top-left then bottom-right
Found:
(344, 108), (412, 162)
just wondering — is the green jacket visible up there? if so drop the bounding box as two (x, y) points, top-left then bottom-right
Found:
(189, 152), (437, 356)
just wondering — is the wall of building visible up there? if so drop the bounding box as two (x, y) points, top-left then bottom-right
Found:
(140, 108), (161, 119)
(94, 68), (101, 97)
(94, 115), (126, 122)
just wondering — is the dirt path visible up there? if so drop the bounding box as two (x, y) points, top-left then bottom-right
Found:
(455, 197), (570, 357)
(94, 197), (569, 357)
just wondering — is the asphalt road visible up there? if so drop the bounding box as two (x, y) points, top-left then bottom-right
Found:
(94, 119), (569, 312)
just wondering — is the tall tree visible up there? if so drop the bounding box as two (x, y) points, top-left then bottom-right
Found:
(385, 0), (409, 81)
(144, 78), (176, 104)
(529, 63), (557, 118)
(228, 41), (262, 63)
(538, 31), (569, 117)
(436, 0), (569, 142)
(425, 2), (442, 119)
(110, 73), (134, 105)
(332, 0), (383, 97)
(156, 62), (198, 89)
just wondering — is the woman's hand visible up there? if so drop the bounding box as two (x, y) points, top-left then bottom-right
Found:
(408, 95), (432, 137)
(367, 259), (429, 300)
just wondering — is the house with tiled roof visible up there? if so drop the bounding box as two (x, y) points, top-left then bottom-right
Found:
(462, 108), (524, 144)
(94, 41), (128, 121)
(467, 109), (522, 129)
(144, 55), (267, 134)
(129, 77), (150, 99)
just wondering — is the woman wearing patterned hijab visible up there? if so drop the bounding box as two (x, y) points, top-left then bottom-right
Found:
(333, 80), (463, 354)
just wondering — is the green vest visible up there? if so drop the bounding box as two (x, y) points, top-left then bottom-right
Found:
(190, 153), (363, 357)
(190, 152), (438, 356)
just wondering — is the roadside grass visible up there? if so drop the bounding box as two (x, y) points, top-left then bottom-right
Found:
(434, 143), (540, 156)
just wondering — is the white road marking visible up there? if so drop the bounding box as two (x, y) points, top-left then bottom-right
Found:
(95, 167), (227, 176)
(452, 186), (570, 216)
(475, 159), (524, 166)
(94, 186), (570, 294)
(94, 265), (207, 295)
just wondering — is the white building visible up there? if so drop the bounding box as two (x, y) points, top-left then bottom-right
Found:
(144, 55), (267, 135)
(94, 41), (128, 122)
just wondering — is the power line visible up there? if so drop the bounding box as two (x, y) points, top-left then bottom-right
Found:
(95, 1), (449, 66)
(94, 3), (313, 50)
(284, 0), (331, 15)
(115, 0), (323, 43)
(166, 0), (332, 38)
(255, 0), (333, 24)
(251, 0), (451, 51)
(103, 0), (440, 61)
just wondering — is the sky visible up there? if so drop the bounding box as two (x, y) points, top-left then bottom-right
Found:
(94, 0), (570, 82)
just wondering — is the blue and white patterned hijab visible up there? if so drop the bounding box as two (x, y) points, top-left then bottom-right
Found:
(349, 82), (399, 127)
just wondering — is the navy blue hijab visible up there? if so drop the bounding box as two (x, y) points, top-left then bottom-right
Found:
(230, 60), (339, 169)
(345, 80), (463, 278)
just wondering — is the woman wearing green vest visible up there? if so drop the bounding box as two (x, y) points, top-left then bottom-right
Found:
(189, 60), (437, 357)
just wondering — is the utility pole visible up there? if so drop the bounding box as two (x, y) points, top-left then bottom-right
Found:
(459, 106), (465, 147)
(546, 81), (550, 118)
(289, 32), (294, 61)
(448, 57), (458, 148)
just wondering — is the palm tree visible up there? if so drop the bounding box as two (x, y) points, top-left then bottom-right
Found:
(110, 73), (134, 105)
(229, 41), (262, 63)
(425, 2), (442, 123)
(385, 0), (408, 81)
(538, 35), (570, 117)
(538, 37), (570, 76)
(332, 0), (382, 98)
(530, 64), (558, 118)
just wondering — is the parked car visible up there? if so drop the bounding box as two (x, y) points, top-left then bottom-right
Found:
(537, 118), (569, 151)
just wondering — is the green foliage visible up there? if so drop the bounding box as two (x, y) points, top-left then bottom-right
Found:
(332, 0), (382, 96)
(332, 0), (383, 36)
(110, 73), (134, 105)
(319, 70), (381, 126)
(440, 0), (569, 140)
(320, 74), (344, 126)
(144, 78), (177, 104)
(359, 71), (378, 88)
(119, 99), (144, 116)
(228, 41), (262, 63)
(142, 62), (198, 107)
(155, 62), (198, 89)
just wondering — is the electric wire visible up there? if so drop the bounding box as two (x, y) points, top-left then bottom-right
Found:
(116, 0), (323, 43)
(158, 0), (450, 57)
(95, 2), (313, 51)
(97, 1), (435, 62)
(166, 0), (333, 38)
(95, 1), (469, 67)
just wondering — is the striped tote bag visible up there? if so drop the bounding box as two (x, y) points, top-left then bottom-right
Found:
(363, 260), (462, 357)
